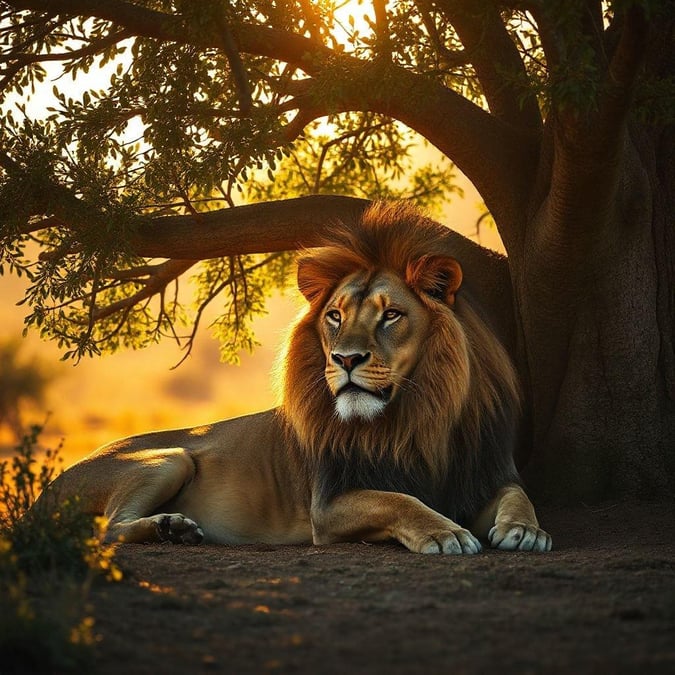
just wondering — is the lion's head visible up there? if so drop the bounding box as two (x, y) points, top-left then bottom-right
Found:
(281, 202), (519, 491)
(314, 266), (450, 423)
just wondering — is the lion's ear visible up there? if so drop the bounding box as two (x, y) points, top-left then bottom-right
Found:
(406, 255), (463, 306)
(297, 257), (329, 304)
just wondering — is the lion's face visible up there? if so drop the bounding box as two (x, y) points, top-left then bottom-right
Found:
(284, 203), (519, 468)
(318, 270), (431, 421)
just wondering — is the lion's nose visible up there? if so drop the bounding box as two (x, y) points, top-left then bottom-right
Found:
(331, 351), (370, 373)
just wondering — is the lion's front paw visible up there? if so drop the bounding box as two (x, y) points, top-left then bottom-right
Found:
(156, 513), (204, 545)
(489, 521), (551, 552)
(417, 527), (482, 555)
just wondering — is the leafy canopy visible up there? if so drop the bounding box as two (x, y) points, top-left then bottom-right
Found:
(0, 0), (667, 362)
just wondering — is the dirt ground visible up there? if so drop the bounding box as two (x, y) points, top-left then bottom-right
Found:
(89, 502), (675, 675)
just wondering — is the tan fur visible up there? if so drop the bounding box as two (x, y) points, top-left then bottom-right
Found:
(36, 201), (551, 553)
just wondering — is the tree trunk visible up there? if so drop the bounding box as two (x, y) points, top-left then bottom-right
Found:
(514, 126), (675, 502)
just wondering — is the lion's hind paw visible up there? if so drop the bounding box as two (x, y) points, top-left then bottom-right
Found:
(489, 522), (551, 552)
(156, 513), (204, 545)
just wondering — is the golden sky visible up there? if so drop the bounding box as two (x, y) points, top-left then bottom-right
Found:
(0, 274), (299, 463)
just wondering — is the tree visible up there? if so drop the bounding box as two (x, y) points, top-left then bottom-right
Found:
(0, 0), (673, 502)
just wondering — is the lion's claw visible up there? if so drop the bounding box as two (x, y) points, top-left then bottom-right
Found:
(489, 522), (551, 552)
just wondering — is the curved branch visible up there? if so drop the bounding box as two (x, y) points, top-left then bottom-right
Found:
(302, 59), (538, 228)
(431, 0), (542, 130)
(262, 61), (537, 231)
(129, 195), (515, 352)
(91, 258), (196, 321)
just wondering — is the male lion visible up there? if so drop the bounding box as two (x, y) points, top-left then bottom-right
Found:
(39, 202), (551, 554)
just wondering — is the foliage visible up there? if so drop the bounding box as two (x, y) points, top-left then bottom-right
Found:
(0, 0), (672, 364)
(244, 114), (464, 215)
(190, 251), (296, 364)
(0, 426), (121, 672)
(0, 0), (475, 362)
(0, 552), (98, 675)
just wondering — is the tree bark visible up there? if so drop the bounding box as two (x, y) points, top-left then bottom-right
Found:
(515, 127), (675, 501)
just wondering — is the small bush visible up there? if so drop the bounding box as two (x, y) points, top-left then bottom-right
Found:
(0, 426), (120, 673)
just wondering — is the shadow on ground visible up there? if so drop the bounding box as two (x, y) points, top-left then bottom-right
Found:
(91, 502), (675, 674)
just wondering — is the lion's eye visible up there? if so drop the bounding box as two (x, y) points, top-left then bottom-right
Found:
(325, 309), (342, 325)
(382, 308), (402, 323)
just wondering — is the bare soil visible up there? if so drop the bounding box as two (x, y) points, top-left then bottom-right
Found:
(89, 502), (675, 675)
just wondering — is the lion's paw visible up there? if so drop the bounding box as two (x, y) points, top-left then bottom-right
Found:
(418, 527), (482, 555)
(155, 513), (204, 545)
(489, 522), (551, 552)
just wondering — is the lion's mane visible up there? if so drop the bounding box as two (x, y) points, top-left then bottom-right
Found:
(281, 202), (522, 523)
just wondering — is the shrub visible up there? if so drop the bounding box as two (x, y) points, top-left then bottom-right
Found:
(0, 426), (120, 673)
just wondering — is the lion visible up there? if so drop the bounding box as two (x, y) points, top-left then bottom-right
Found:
(37, 202), (551, 554)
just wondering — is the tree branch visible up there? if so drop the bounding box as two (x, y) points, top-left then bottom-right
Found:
(548, 5), (649, 219)
(128, 196), (368, 258)
(526, 3), (561, 73)
(7, 0), (334, 69)
(600, 5), (649, 127)
(430, 0), (543, 130)
(297, 0), (323, 43)
(416, 4), (469, 69)
(585, 0), (606, 57)
(3, 149), (516, 355)
(212, 7), (252, 115)
(8, 0), (536, 228)
(312, 122), (389, 192)
(0, 28), (130, 65)
(310, 59), (538, 229)
(266, 61), (538, 231)
(527, 6), (652, 282)
(91, 258), (196, 321)
(172, 252), (285, 369)
(372, 0), (392, 59)
(129, 196), (516, 353)
(0, 29), (131, 92)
